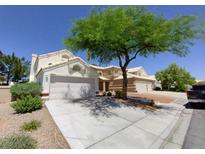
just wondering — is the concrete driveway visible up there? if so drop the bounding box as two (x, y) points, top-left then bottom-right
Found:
(46, 96), (187, 149)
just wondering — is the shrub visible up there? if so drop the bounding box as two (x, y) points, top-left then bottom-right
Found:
(107, 91), (112, 96)
(11, 95), (43, 113)
(115, 90), (123, 99)
(10, 82), (41, 100)
(0, 134), (37, 149)
(21, 120), (41, 131)
(154, 87), (161, 91)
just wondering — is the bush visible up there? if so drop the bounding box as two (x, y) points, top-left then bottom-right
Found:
(21, 120), (41, 131)
(0, 134), (37, 149)
(10, 82), (41, 100)
(107, 91), (112, 96)
(11, 95), (43, 113)
(154, 87), (161, 91)
(115, 90), (123, 99)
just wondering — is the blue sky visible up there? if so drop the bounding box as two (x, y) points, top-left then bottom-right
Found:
(0, 6), (205, 79)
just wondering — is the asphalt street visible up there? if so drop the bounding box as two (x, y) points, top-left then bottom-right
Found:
(183, 102), (205, 149)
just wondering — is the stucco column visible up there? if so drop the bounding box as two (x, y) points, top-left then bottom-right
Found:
(29, 54), (38, 82)
(103, 81), (106, 92)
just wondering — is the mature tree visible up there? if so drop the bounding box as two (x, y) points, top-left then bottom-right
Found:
(0, 52), (30, 85)
(0, 53), (16, 85)
(0, 50), (4, 73)
(155, 64), (195, 92)
(65, 6), (204, 99)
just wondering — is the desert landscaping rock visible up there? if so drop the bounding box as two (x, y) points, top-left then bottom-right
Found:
(0, 102), (69, 149)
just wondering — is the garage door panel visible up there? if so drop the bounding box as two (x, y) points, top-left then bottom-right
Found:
(135, 81), (152, 93)
(49, 75), (96, 100)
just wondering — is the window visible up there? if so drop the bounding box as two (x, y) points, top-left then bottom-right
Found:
(72, 65), (81, 72)
(108, 70), (112, 75)
(98, 72), (102, 76)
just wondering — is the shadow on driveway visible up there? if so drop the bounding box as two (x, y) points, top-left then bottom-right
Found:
(72, 97), (122, 118)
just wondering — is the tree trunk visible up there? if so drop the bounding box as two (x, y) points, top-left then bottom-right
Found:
(122, 68), (128, 100)
(6, 71), (10, 85)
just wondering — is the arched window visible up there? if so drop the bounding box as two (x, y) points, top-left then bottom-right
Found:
(98, 72), (102, 76)
(72, 65), (81, 72)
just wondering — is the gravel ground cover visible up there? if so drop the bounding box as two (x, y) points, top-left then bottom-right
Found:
(0, 102), (69, 149)
(128, 92), (175, 103)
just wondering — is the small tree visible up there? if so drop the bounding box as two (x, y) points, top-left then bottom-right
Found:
(155, 64), (195, 92)
(65, 6), (204, 99)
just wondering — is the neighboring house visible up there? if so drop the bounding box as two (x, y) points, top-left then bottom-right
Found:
(90, 65), (155, 93)
(29, 49), (99, 100)
(29, 49), (156, 99)
(196, 80), (205, 85)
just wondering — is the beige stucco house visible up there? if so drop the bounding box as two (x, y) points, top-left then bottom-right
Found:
(90, 65), (155, 93)
(29, 49), (99, 100)
(29, 49), (156, 99)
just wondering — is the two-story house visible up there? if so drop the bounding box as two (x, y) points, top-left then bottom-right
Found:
(90, 65), (155, 93)
(29, 49), (156, 100)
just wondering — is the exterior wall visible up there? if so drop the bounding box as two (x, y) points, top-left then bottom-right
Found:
(128, 68), (148, 77)
(109, 78), (136, 92)
(29, 50), (74, 82)
(29, 54), (38, 81)
(109, 78), (154, 92)
(97, 67), (121, 79)
(37, 61), (99, 94)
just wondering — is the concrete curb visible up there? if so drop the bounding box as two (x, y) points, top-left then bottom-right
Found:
(160, 99), (193, 149)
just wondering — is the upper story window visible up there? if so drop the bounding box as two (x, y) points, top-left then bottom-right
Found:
(114, 70), (119, 74)
(72, 65), (81, 72)
(108, 70), (112, 75)
(98, 72), (102, 76)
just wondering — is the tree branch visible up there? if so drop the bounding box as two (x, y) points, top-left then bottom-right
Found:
(128, 45), (154, 62)
(117, 53), (123, 68)
(128, 47), (145, 62)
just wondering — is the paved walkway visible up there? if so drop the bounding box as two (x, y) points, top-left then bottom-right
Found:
(46, 97), (187, 149)
(183, 103), (205, 149)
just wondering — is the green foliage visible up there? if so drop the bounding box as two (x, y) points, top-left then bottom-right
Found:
(0, 134), (37, 149)
(115, 90), (123, 99)
(21, 120), (41, 131)
(107, 91), (112, 96)
(65, 6), (204, 99)
(0, 75), (5, 82)
(11, 95), (43, 113)
(155, 64), (196, 92)
(10, 82), (41, 100)
(65, 6), (202, 63)
(0, 52), (30, 84)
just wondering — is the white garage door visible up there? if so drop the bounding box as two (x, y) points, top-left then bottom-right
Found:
(49, 75), (96, 100)
(135, 81), (152, 93)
